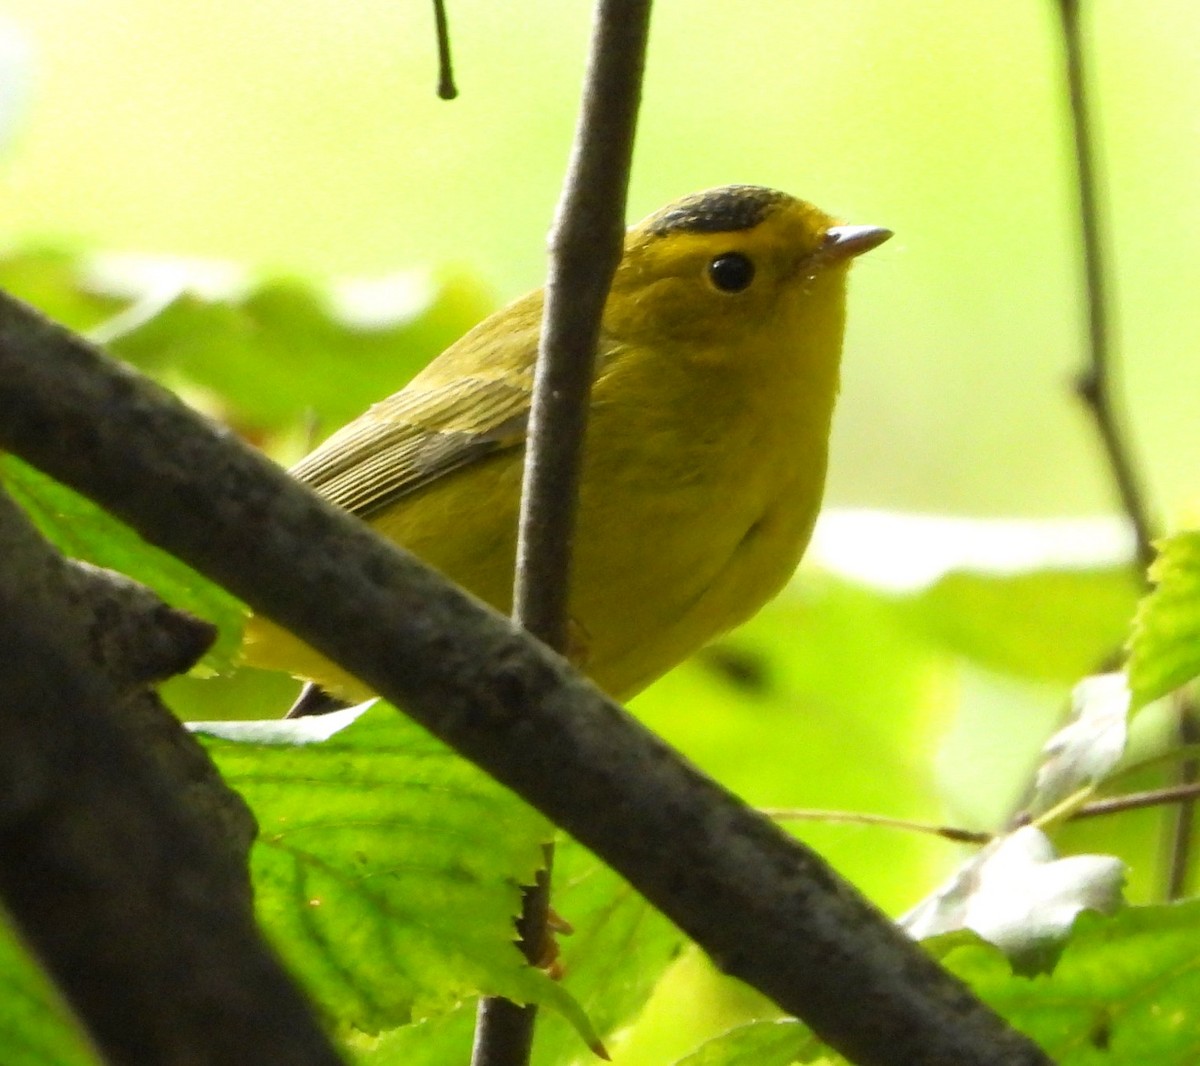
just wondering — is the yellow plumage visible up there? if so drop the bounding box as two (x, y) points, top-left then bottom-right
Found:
(243, 185), (889, 703)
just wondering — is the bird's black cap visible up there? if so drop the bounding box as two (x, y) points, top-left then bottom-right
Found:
(647, 185), (789, 237)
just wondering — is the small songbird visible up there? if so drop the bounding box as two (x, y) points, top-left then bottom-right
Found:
(242, 185), (890, 715)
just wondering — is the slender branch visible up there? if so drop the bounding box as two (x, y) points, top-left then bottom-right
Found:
(768, 775), (1200, 843)
(474, 4), (650, 1062)
(772, 780), (1200, 839)
(0, 292), (1051, 1065)
(1164, 701), (1199, 899)
(1055, 0), (1189, 902)
(432, 0), (457, 100)
(511, 0), (650, 651)
(1071, 780), (1200, 821)
(0, 486), (342, 1066)
(1056, 0), (1154, 574)
(1094, 741), (1200, 788)
(762, 808), (993, 846)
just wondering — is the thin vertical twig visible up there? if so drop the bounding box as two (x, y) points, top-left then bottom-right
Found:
(1056, 0), (1154, 573)
(432, 0), (458, 100)
(1054, 0), (1191, 898)
(1165, 697), (1198, 901)
(470, 2), (652, 1064)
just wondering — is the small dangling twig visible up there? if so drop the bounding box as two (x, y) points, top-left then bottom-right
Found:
(432, 0), (458, 100)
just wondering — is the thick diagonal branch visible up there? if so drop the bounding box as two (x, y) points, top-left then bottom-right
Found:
(0, 292), (1049, 1066)
(0, 486), (342, 1066)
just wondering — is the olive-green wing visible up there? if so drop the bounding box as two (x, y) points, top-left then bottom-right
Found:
(291, 375), (530, 519)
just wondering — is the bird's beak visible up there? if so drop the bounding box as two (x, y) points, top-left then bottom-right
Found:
(821, 224), (893, 262)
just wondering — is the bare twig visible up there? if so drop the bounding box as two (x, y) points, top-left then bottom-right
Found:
(1071, 780), (1200, 820)
(767, 774), (1200, 843)
(0, 291), (1051, 1065)
(1056, 0), (1154, 573)
(511, 0), (650, 651)
(0, 486), (342, 1066)
(1164, 700), (1199, 899)
(1054, 0), (1188, 900)
(762, 808), (993, 846)
(1091, 742), (1200, 788)
(473, 3), (651, 1062)
(432, 0), (457, 100)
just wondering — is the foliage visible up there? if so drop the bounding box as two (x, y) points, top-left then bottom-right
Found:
(1128, 532), (1200, 710)
(0, 921), (97, 1066)
(0, 454), (246, 672)
(679, 903), (1200, 1066)
(192, 705), (578, 1037)
(3, 221), (1200, 1063)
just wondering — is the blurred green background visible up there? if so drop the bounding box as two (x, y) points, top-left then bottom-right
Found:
(2, 0), (1197, 518)
(1, 3), (1196, 1062)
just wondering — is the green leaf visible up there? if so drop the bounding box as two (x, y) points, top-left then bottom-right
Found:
(531, 839), (686, 1065)
(0, 456), (245, 672)
(194, 704), (597, 1050)
(720, 905), (1200, 1066)
(0, 248), (126, 333)
(1128, 532), (1200, 709)
(363, 839), (685, 1065)
(2, 246), (493, 437)
(0, 916), (100, 1066)
(105, 271), (493, 432)
(900, 566), (1139, 684)
(673, 1019), (807, 1066)
(351, 1008), (475, 1066)
(944, 902), (1200, 1063)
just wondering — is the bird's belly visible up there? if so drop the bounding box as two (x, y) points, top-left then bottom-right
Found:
(572, 471), (817, 698)
(244, 444), (821, 704)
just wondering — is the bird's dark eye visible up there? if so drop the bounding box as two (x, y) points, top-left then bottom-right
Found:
(708, 252), (755, 293)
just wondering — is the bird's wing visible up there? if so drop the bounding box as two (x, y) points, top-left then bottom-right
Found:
(290, 374), (531, 519)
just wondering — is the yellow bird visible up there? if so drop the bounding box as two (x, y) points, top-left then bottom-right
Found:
(243, 185), (889, 714)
